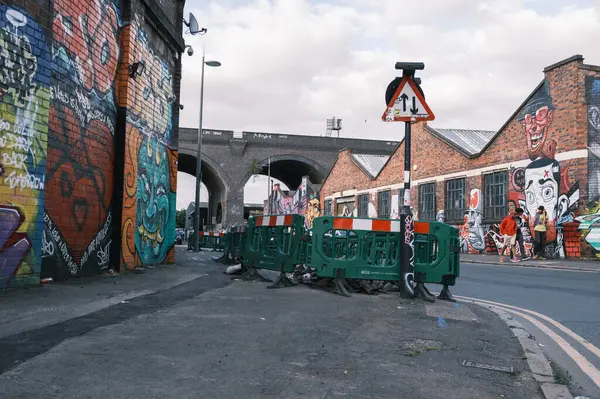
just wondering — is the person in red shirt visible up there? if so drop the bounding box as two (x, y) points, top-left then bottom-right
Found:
(499, 211), (520, 263)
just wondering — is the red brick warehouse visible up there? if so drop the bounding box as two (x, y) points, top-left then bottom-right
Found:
(320, 55), (600, 260)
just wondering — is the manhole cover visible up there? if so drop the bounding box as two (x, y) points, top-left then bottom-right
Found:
(398, 339), (443, 357)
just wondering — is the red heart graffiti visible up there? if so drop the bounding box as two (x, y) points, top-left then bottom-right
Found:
(46, 107), (114, 264)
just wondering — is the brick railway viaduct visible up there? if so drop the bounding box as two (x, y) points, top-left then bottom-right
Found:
(177, 128), (399, 226)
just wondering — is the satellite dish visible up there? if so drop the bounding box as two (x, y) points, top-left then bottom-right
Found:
(183, 13), (207, 35)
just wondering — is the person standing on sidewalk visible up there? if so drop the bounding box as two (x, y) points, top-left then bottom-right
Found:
(533, 205), (548, 260)
(499, 211), (520, 263)
(514, 208), (531, 261)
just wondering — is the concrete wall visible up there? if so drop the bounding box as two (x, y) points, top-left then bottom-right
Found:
(321, 55), (600, 260)
(0, 0), (184, 288)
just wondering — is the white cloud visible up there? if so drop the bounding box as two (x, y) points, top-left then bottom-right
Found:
(177, 0), (600, 207)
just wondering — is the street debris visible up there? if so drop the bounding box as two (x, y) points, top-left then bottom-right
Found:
(225, 264), (243, 275)
(398, 339), (443, 357)
(461, 360), (514, 374)
(291, 264), (402, 295)
(437, 317), (448, 328)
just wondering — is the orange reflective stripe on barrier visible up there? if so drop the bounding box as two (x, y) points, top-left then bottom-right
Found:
(333, 218), (401, 232)
(414, 221), (430, 234)
(256, 215), (294, 227)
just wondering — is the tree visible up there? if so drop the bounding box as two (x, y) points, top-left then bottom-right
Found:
(176, 209), (187, 228)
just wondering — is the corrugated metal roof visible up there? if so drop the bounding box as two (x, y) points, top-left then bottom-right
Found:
(350, 154), (389, 179)
(427, 128), (496, 157)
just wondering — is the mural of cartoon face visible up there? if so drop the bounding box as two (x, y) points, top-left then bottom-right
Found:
(523, 106), (555, 161)
(466, 189), (486, 251)
(135, 136), (171, 264)
(523, 158), (568, 224)
(305, 197), (320, 229)
(519, 81), (557, 161)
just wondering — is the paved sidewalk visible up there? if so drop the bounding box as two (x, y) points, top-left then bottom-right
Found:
(461, 253), (600, 272)
(0, 249), (550, 398)
(0, 246), (222, 339)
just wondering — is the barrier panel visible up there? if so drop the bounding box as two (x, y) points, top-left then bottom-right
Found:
(242, 214), (306, 288)
(310, 217), (402, 296)
(413, 221), (460, 301)
(231, 226), (247, 262)
(199, 232), (224, 252)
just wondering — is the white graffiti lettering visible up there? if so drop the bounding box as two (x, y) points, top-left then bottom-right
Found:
(2, 151), (27, 169)
(96, 240), (111, 269)
(44, 212), (78, 275)
(0, 133), (32, 151)
(41, 230), (55, 258)
(12, 122), (33, 138)
(0, 118), (10, 132)
(4, 170), (44, 190)
(80, 212), (112, 267)
(50, 85), (114, 134)
(253, 133), (272, 139)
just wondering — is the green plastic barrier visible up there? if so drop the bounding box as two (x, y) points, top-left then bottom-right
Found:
(310, 217), (402, 291)
(215, 231), (237, 264)
(231, 227), (246, 262)
(199, 232), (224, 252)
(242, 214), (306, 288)
(310, 216), (460, 299)
(413, 221), (460, 300)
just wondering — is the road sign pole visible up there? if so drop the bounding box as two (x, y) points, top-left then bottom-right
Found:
(383, 61), (436, 301)
(399, 120), (415, 298)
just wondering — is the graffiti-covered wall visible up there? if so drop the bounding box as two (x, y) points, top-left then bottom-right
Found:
(0, 0), (183, 288)
(0, 6), (51, 287)
(119, 15), (178, 269)
(264, 176), (321, 228)
(579, 76), (600, 257)
(42, 0), (119, 279)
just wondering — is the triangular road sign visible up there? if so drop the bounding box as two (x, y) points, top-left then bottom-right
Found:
(382, 76), (435, 122)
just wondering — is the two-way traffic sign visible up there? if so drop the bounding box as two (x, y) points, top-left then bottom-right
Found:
(382, 76), (435, 122)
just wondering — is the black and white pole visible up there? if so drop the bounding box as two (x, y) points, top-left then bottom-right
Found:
(391, 62), (436, 301)
(399, 117), (415, 298)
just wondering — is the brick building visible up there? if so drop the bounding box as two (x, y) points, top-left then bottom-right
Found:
(0, 0), (185, 287)
(321, 55), (600, 260)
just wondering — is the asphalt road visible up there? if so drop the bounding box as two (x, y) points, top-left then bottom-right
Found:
(453, 263), (600, 398)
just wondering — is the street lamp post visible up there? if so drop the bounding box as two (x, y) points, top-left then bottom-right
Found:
(193, 47), (221, 252)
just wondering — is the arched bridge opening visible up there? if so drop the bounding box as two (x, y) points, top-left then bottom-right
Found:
(177, 153), (229, 229)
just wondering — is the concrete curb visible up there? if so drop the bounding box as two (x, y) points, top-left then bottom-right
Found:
(475, 303), (574, 399)
(461, 258), (600, 273)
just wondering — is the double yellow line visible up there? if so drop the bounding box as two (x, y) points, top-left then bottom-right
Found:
(457, 295), (600, 389)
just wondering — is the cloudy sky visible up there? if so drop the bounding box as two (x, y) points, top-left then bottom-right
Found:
(175, 0), (600, 210)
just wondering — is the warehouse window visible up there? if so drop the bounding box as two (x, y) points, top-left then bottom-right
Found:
(358, 194), (369, 217)
(418, 183), (436, 221)
(378, 190), (391, 219)
(324, 200), (332, 216)
(445, 178), (465, 223)
(484, 171), (508, 221)
(398, 188), (405, 210)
